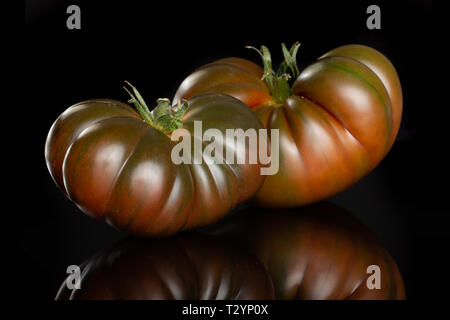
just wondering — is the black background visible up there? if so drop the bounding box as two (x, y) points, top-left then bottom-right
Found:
(24, 0), (438, 304)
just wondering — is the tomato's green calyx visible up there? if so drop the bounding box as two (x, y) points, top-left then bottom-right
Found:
(123, 81), (188, 135)
(246, 42), (301, 104)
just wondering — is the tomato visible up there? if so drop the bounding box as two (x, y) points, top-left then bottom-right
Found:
(174, 44), (402, 207)
(55, 233), (275, 300)
(45, 90), (266, 237)
(207, 203), (406, 300)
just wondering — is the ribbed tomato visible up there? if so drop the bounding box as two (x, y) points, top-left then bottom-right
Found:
(207, 203), (406, 300)
(45, 90), (266, 237)
(174, 44), (402, 207)
(55, 233), (275, 300)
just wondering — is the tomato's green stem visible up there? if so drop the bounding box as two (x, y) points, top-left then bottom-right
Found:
(123, 81), (188, 135)
(246, 42), (301, 104)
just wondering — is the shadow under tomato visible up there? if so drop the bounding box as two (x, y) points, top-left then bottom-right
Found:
(56, 202), (406, 300)
(202, 202), (406, 300)
(55, 232), (275, 300)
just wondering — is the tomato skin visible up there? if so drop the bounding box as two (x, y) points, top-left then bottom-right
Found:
(174, 45), (403, 207)
(174, 57), (272, 108)
(55, 233), (275, 300)
(45, 94), (266, 237)
(206, 203), (406, 300)
(320, 45), (403, 150)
